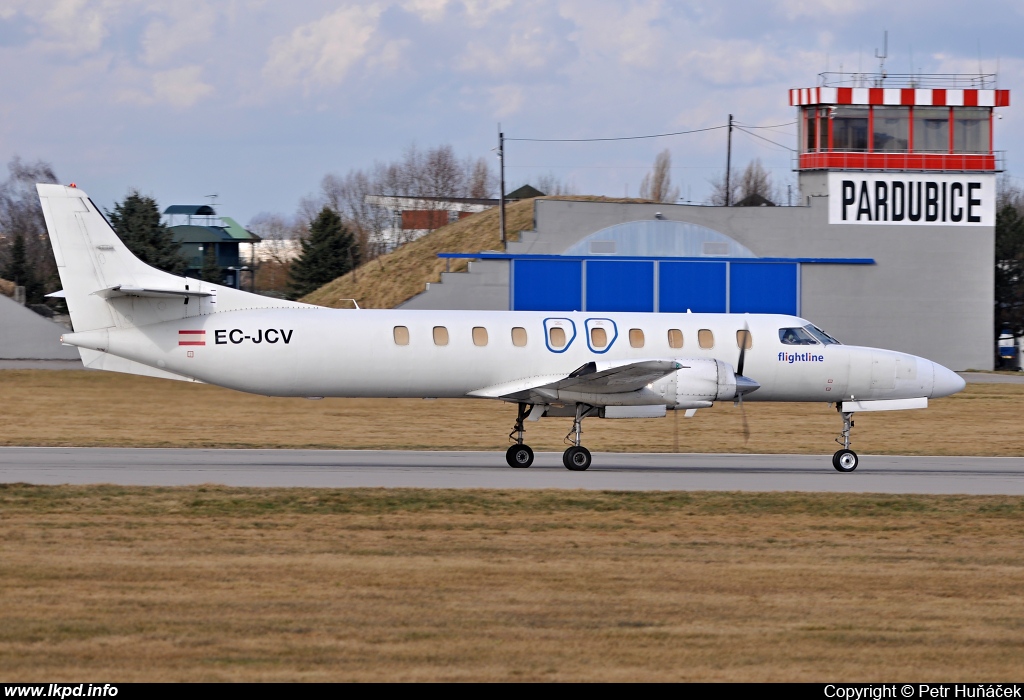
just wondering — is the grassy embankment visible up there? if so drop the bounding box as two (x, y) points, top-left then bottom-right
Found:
(0, 369), (1021, 455)
(299, 198), (535, 309)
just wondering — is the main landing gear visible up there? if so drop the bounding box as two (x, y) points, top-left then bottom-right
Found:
(562, 403), (598, 471)
(504, 402), (599, 471)
(832, 408), (859, 472)
(505, 402), (535, 468)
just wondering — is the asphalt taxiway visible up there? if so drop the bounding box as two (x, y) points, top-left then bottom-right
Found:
(2, 447), (1024, 494)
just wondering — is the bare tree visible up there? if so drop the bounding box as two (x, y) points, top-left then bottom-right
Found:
(467, 156), (496, 198)
(707, 158), (778, 206)
(737, 158), (778, 204)
(639, 149), (680, 203)
(0, 157), (60, 302)
(310, 143), (498, 259)
(530, 173), (577, 196)
(706, 171), (739, 206)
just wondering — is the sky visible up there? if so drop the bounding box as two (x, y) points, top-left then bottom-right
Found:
(0, 0), (1021, 225)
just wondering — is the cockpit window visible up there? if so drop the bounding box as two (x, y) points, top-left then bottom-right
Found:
(779, 327), (818, 345)
(804, 324), (841, 345)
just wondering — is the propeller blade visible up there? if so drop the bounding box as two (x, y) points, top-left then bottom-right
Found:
(737, 323), (749, 377)
(741, 399), (750, 444)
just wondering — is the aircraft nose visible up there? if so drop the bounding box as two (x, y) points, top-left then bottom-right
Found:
(930, 362), (966, 398)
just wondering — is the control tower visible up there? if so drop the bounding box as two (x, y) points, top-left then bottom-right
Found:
(790, 74), (1009, 223)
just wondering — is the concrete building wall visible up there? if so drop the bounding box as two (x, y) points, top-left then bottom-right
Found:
(402, 183), (994, 370)
(0, 295), (80, 360)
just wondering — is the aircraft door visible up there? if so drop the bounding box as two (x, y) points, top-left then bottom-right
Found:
(543, 318), (577, 353)
(584, 318), (618, 354)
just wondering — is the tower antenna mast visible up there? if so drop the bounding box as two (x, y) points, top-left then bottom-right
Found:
(874, 30), (888, 87)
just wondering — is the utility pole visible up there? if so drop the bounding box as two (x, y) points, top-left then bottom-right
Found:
(724, 114), (733, 206)
(497, 124), (506, 249)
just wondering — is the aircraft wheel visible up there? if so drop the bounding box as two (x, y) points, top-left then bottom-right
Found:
(832, 449), (859, 472)
(506, 444), (534, 468)
(563, 446), (592, 471)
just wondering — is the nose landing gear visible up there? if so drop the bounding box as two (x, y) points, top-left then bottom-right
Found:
(832, 408), (859, 472)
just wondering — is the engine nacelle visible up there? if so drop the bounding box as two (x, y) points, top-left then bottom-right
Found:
(649, 358), (738, 409)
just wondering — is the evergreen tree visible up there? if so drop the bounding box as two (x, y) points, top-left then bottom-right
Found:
(3, 231), (41, 301)
(201, 245), (222, 283)
(288, 207), (359, 299)
(995, 203), (1024, 335)
(107, 191), (187, 275)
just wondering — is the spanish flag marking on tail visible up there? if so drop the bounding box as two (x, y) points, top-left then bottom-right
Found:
(178, 330), (206, 346)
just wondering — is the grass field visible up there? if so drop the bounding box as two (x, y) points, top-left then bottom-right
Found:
(3, 371), (1022, 681)
(2, 486), (1023, 682)
(1, 369), (1022, 455)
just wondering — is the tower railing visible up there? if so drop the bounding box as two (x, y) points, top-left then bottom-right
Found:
(817, 72), (998, 90)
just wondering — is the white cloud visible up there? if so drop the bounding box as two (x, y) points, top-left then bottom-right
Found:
(456, 24), (565, 75)
(262, 4), (384, 92)
(776, 0), (880, 19)
(402, 0), (451, 22)
(486, 83), (524, 117)
(118, 64), (214, 108)
(10, 0), (116, 55)
(460, 0), (514, 27)
(682, 41), (794, 87)
(140, 3), (217, 66)
(557, 0), (669, 70)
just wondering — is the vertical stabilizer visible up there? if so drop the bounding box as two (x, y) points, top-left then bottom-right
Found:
(37, 184), (191, 332)
(37, 184), (312, 336)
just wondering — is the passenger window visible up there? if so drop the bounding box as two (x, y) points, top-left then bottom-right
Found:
(590, 327), (608, 349)
(433, 326), (449, 346)
(512, 327), (527, 347)
(698, 329), (714, 349)
(736, 329), (752, 349)
(393, 326), (409, 346)
(549, 327), (566, 348)
(472, 327), (488, 346)
(629, 329), (644, 348)
(668, 329), (683, 349)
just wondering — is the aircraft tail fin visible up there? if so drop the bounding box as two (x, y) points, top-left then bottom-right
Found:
(36, 183), (310, 337)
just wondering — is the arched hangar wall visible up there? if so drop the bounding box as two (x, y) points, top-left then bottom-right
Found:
(403, 187), (993, 371)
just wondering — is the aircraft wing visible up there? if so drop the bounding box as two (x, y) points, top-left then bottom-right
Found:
(468, 359), (682, 402)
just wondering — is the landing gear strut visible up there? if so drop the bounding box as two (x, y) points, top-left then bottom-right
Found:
(505, 402), (535, 468)
(563, 403), (597, 471)
(832, 408), (859, 472)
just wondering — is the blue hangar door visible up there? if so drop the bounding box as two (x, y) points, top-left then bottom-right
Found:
(511, 259), (799, 315)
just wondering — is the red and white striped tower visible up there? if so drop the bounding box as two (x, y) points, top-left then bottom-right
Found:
(789, 73), (1009, 224)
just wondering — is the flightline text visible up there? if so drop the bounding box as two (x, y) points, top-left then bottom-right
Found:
(779, 351), (825, 363)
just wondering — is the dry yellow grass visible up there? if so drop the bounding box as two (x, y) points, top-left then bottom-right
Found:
(2, 486), (1023, 682)
(300, 198), (535, 309)
(0, 369), (1021, 456)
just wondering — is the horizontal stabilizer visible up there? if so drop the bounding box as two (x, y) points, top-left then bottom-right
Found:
(841, 397), (928, 412)
(92, 284), (214, 299)
(45, 290), (66, 298)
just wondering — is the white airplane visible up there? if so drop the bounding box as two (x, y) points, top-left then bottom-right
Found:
(37, 183), (966, 472)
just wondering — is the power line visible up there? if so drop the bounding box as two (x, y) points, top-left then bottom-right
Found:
(734, 126), (796, 152)
(506, 125), (728, 143)
(735, 120), (797, 129)
(505, 119), (798, 144)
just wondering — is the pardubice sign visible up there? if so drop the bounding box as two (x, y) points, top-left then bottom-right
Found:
(828, 173), (995, 226)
